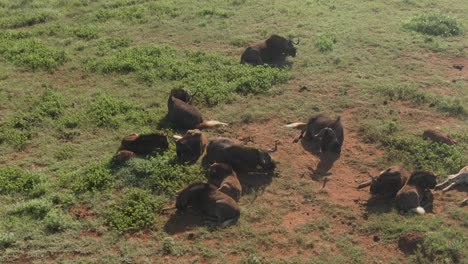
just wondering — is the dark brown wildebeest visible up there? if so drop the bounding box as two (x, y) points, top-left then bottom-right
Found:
(357, 166), (410, 199)
(240, 34), (298, 67)
(203, 138), (277, 172)
(167, 88), (228, 129)
(208, 163), (242, 201)
(174, 129), (208, 163)
(112, 150), (137, 164)
(176, 182), (240, 228)
(396, 171), (437, 215)
(119, 132), (169, 155)
(285, 114), (344, 155)
(422, 129), (457, 145)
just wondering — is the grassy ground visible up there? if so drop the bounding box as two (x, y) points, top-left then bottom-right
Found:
(0, 0), (467, 263)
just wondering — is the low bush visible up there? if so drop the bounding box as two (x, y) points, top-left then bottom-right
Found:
(86, 94), (132, 128)
(105, 188), (163, 233)
(315, 33), (336, 52)
(9, 198), (52, 219)
(0, 166), (46, 198)
(404, 13), (463, 37)
(72, 163), (114, 193)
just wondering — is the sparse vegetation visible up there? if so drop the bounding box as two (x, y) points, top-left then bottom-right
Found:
(0, 0), (467, 262)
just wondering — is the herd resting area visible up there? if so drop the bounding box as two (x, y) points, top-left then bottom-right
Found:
(0, 0), (467, 263)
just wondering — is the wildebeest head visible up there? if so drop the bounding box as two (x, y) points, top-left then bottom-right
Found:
(258, 150), (275, 171)
(175, 129), (207, 163)
(315, 127), (341, 154)
(266, 34), (298, 58)
(408, 171), (437, 190)
(286, 39), (298, 57)
(170, 88), (191, 103)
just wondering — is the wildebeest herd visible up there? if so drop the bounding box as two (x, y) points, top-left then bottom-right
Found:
(112, 34), (466, 228)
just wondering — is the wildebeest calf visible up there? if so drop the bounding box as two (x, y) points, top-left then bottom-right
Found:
(204, 138), (277, 172)
(119, 132), (169, 155)
(174, 129), (208, 163)
(176, 182), (240, 228)
(208, 163), (242, 201)
(358, 166), (410, 199)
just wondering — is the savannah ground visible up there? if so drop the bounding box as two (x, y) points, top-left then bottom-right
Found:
(0, 0), (467, 263)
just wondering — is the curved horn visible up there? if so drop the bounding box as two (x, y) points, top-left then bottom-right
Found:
(267, 140), (279, 153)
(357, 181), (372, 189)
(367, 172), (376, 181)
(189, 87), (200, 103)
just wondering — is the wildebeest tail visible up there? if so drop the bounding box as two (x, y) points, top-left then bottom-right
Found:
(410, 207), (426, 215)
(198, 120), (229, 128)
(284, 122), (307, 130)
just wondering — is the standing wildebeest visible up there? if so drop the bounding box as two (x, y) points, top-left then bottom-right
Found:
(118, 132), (169, 155)
(240, 34), (298, 67)
(208, 163), (242, 201)
(357, 166), (410, 199)
(204, 138), (277, 172)
(176, 182), (240, 228)
(396, 171), (437, 215)
(167, 88), (228, 129)
(174, 129), (208, 163)
(285, 114), (344, 154)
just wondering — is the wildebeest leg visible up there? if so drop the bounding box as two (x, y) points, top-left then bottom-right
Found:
(293, 130), (305, 143)
(460, 198), (468, 207)
(435, 180), (450, 190)
(442, 182), (457, 192)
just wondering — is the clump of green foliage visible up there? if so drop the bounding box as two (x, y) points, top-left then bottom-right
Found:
(8, 198), (52, 219)
(0, 38), (66, 70)
(114, 151), (206, 195)
(374, 84), (466, 117)
(86, 94), (132, 128)
(360, 120), (465, 175)
(44, 209), (76, 233)
(105, 188), (163, 233)
(73, 25), (99, 40)
(71, 163), (114, 193)
(86, 46), (290, 105)
(0, 166), (46, 198)
(0, 89), (64, 149)
(404, 13), (463, 37)
(0, 232), (15, 249)
(315, 33), (336, 52)
(0, 10), (56, 29)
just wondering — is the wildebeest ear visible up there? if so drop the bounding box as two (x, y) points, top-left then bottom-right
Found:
(258, 150), (269, 165)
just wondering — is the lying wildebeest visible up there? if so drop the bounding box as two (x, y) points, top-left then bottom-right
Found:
(167, 88), (228, 129)
(176, 182), (240, 228)
(435, 166), (468, 192)
(422, 129), (457, 145)
(396, 171), (437, 215)
(174, 129), (208, 163)
(204, 138), (277, 172)
(119, 132), (169, 155)
(285, 114), (344, 154)
(240, 34), (298, 67)
(208, 163), (242, 201)
(358, 166), (410, 199)
(112, 150), (137, 164)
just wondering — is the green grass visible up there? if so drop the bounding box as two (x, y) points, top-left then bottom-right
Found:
(0, 0), (467, 262)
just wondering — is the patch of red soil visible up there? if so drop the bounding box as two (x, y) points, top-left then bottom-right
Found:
(69, 204), (93, 220)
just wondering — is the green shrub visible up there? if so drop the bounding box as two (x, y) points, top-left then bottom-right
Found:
(0, 10), (56, 29)
(419, 230), (465, 263)
(0, 166), (46, 197)
(54, 145), (76, 161)
(374, 84), (466, 117)
(72, 163), (114, 193)
(86, 94), (132, 128)
(73, 25), (99, 40)
(404, 13), (463, 37)
(105, 188), (162, 233)
(34, 89), (64, 119)
(0, 232), (16, 249)
(86, 46), (289, 105)
(315, 33), (336, 52)
(9, 198), (52, 219)
(0, 38), (66, 70)
(44, 209), (76, 233)
(114, 152), (205, 195)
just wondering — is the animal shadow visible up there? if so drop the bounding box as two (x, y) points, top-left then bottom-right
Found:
(236, 170), (275, 196)
(364, 196), (395, 215)
(163, 209), (205, 235)
(300, 139), (340, 178)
